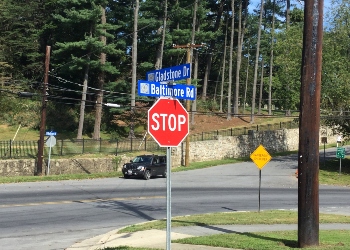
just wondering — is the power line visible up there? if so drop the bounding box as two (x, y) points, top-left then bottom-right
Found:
(49, 73), (131, 96)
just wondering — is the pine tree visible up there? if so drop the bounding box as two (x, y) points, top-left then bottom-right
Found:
(52, 0), (120, 139)
(0, 0), (48, 79)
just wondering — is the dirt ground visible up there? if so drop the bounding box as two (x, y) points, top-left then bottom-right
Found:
(188, 113), (254, 134)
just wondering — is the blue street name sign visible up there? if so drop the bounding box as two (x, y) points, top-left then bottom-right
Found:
(146, 63), (191, 82)
(138, 80), (196, 100)
(45, 131), (57, 136)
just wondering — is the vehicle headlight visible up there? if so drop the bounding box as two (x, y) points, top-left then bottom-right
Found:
(123, 165), (126, 169)
(137, 166), (145, 171)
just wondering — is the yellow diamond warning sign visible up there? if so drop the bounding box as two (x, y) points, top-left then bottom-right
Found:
(250, 144), (272, 170)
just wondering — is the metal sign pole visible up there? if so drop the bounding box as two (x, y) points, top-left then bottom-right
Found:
(323, 142), (326, 168)
(258, 169), (261, 212)
(339, 158), (342, 175)
(166, 147), (171, 250)
(47, 137), (53, 175)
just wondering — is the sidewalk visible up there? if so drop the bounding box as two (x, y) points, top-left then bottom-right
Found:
(67, 223), (350, 250)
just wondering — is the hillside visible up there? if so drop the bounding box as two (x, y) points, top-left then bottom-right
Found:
(189, 113), (294, 134)
(0, 112), (294, 141)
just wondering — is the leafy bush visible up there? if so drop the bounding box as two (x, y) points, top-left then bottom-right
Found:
(0, 95), (41, 128)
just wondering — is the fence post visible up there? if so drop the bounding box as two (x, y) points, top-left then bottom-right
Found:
(99, 138), (102, 153)
(256, 125), (259, 131)
(202, 132), (203, 141)
(10, 139), (12, 158)
(130, 137), (133, 152)
(82, 138), (84, 154)
(144, 136), (147, 151)
(231, 128), (233, 136)
(60, 139), (63, 156)
(116, 139), (118, 155)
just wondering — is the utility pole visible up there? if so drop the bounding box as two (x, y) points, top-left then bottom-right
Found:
(298, 0), (323, 248)
(173, 43), (203, 167)
(37, 46), (51, 176)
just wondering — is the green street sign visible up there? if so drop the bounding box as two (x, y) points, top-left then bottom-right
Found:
(336, 147), (345, 159)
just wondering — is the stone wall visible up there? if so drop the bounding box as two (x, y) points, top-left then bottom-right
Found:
(0, 127), (337, 176)
(0, 155), (135, 177)
(172, 127), (335, 167)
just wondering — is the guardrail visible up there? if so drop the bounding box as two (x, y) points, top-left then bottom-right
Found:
(0, 120), (299, 159)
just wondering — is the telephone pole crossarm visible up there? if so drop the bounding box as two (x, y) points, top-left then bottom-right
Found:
(172, 44), (204, 50)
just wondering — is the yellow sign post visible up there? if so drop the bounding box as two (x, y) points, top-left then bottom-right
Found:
(250, 145), (272, 212)
(250, 144), (272, 170)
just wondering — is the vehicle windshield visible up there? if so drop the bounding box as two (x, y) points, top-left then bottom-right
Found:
(132, 156), (153, 163)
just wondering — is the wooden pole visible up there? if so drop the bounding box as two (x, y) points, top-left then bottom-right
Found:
(173, 44), (203, 167)
(298, 0), (323, 247)
(37, 46), (50, 176)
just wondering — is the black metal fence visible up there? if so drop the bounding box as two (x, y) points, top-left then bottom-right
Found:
(0, 137), (164, 159)
(190, 121), (299, 141)
(0, 120), (298, 159)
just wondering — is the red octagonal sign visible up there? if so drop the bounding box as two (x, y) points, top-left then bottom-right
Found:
(148, 98), (189, 147)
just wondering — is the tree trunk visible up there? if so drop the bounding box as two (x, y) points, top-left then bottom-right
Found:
(131, 0), (139, 108)
(77, 61), (90, 139)
(154, 0), (167, 70)
(258, 58), (264, 115)
(77, 22), (94, 140)
(227, 0), (235, 120)
(201, 0), (225, 100)
(234, 0), (243, 116)
(130, 0), (139, 138)
(285, 0), (291, 116)
(191, 49), (198, 124)
(243, 50), (250, 113)
(190, 0), (198, 125)
(93, 6), (106, 140)
(219, 18), (228, 113)
(286, 0), (290, 29)
(268, 0), (276, 115)
(250, 0), (264, 124)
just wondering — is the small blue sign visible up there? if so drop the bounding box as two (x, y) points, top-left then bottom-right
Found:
(146, 64), (191, 82)
(138, 80), (196, 100)
(45, 131), (57, 136)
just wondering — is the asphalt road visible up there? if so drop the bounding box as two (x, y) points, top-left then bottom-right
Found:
(0, 148), (349, 250)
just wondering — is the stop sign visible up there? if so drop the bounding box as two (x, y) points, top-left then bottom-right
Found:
(148, 98), (189, 147)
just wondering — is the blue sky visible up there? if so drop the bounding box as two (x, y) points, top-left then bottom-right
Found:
(248, 0), (331, 24)
(249, 0), (330, 10)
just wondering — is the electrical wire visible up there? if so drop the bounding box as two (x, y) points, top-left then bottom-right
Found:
(52, 2), (196, 72)
(49, 73), (132, 96)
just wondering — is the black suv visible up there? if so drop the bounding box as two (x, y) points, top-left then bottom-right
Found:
(122, 155), (167, 180)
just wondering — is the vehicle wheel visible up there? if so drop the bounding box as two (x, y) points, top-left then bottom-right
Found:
(143, 170), (151, 180)
(162, 171), (167, 178)
(124, 174), (130, 179)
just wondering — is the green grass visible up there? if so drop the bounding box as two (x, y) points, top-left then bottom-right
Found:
(108, 210), (350, 250)
(0, 124), (116, 141)
(104, 247), (161, 250)
(105, 231), (350, 250)
(117, 210), (350, 233)
(172, 158), (247, 172)
(319, 157), (350, 186)
(173, 230), (350, 250)
(0, 172), (122, 184)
